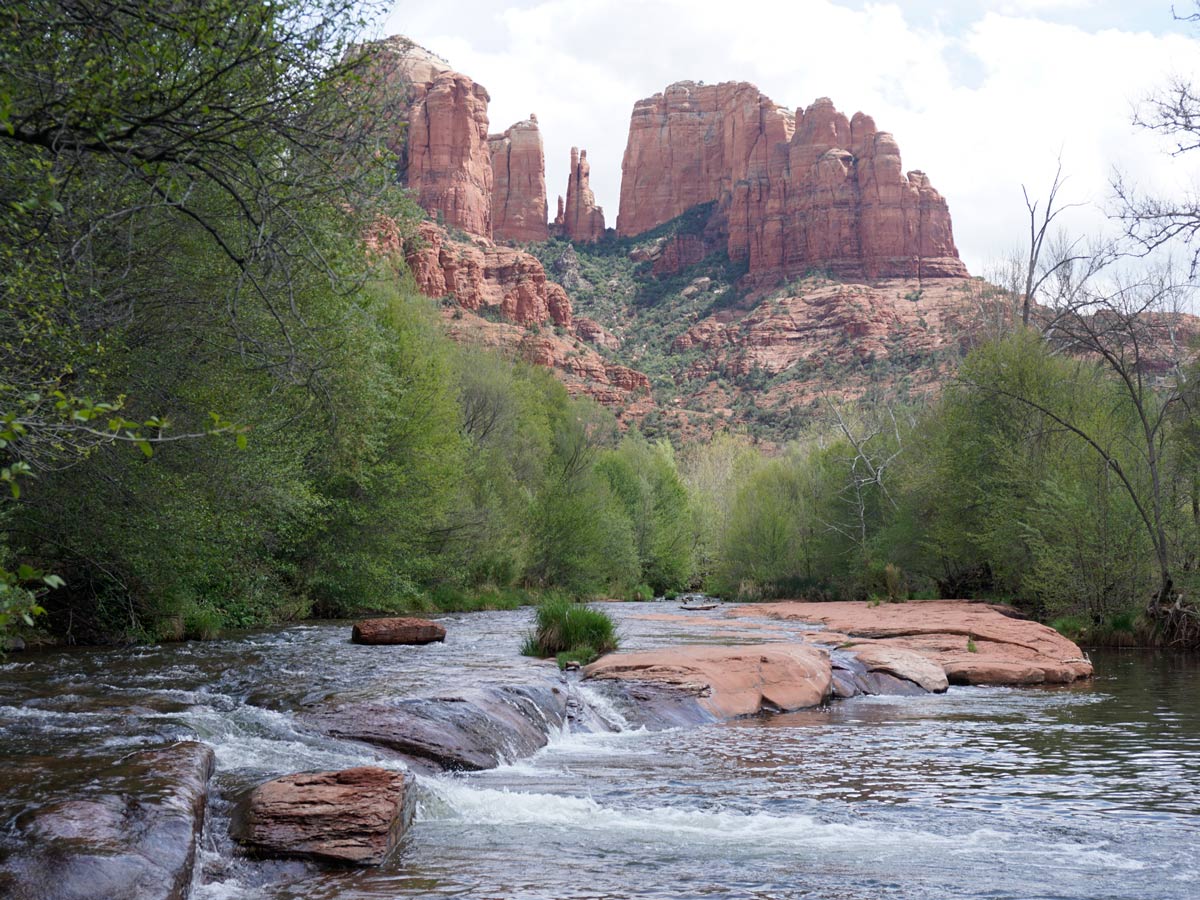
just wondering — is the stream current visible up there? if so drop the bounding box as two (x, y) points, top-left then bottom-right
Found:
(1, 601), (1198, 899)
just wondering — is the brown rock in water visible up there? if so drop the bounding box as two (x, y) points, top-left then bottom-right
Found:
(583, 643), (831, 722)
(235, 768), (415, 866)
(554, 147), (606, 243)
(616, 82), (968, 282)
(304, 683), (570, 772)
(352, 616), (446, 645)
(736, 600), (1093, 685)
(0, 742), (214, 900)
(842, 643), (949, 693)
(489, 115), (549, 243)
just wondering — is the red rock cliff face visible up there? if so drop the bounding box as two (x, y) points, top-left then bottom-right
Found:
(617, 81), (794, 238)
(554, 148), (606, 243)
(489, 116), (549, 243)
(617, 83), (967, 282)
(403, 222), (571, 328)
(365, 38), (494, 238)
(403, 71), (494, 238)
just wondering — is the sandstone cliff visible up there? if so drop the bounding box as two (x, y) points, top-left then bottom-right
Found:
(401, 71), (494, 238)
(553, 147), (606, 243)
(617, 82), (967, 282)
(368, 218), (651, 412)
(488, 116), (549, 243)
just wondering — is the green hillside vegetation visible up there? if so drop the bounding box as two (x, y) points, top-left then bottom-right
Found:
(526, 212), (968, 444)
(3, 0), (1200, 648)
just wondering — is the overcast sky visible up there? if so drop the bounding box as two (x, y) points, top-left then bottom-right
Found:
(379, 1), (1200, 275)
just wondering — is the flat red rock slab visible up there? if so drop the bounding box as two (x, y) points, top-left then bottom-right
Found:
(584, 643), (832, 719)
(733, 600), (1093, 685)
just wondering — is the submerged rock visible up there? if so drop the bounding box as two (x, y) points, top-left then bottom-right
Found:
(351, 617), (446, 645)
(583, 643), (832, 723)
(305, 682), (569, 772)
(233, 767), (416, 866)
(0, 741), (214, 900)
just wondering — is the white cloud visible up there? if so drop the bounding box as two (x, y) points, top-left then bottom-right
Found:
(381, 0), (1200, 275)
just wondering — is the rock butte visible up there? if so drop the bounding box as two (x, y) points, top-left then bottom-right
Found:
(618, 83), (968, 283)
(553, 147), (606, 243)
(488, 116), (549, 243)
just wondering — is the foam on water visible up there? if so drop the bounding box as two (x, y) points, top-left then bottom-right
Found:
(419, 780), (1148, 872)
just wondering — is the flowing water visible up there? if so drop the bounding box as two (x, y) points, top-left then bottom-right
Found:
(2, 602), (1199, 899)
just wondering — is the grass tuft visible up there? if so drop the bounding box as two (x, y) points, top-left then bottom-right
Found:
(521, 595), (618, 661)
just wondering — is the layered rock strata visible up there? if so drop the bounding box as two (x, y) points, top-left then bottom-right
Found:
(554, 147), (606, 243)
(0, 742), (214, 900)
(398, 221), (572, 328)
(617, 82), (968, 282)
(488, 116), (549, 243)
(371, 219), (651, 410)
(234, 768), (417, 866)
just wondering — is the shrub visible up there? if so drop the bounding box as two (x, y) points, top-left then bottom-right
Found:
(631, 583), (654, 601)
(521, 595), (619, 659)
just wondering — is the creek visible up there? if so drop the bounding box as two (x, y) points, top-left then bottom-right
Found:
(1, 602), (1198, 899)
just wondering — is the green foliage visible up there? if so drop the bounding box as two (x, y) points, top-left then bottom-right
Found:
(596, 433), (695, 593)
(521, 595), (619, 659)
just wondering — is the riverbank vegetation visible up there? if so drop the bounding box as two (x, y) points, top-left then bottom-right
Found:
(4, 0), (1200, 648)
(521, 595), (620, 666)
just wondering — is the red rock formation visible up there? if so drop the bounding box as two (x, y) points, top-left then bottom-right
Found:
(672, 277), (977, 378)
(618, 81), (794, 238)
(403, 70), (493, 237)
(404, 222), (571, 328)
(574, 316), (621, 350)
(369, 217), (652, 414)
(489, 115), (549, 243)
(363, 37), (493, 238)
(554, 147), (606, 243)
(617, 82), (967, 282)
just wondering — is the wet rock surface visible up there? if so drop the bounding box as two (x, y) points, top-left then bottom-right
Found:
(351, 616), (446, 646)
(0, 741), (214, 900)
(233, 767), (416, 866)
(304, 681), (570, 772)
(584, 643), (832, 720)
